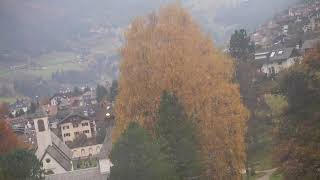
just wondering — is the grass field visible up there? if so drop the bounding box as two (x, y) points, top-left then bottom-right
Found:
(0, 51), (84, 79)
(0, 97), (16, 103)
(249, 146), (273, 171)
(26, 61), (83, 79)
(270, 171), (283, 180)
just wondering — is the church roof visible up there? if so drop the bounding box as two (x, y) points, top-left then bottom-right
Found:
(58, 113), (89, 125)
(45, 146), (72, 171)
(51, 132), (73, 159)
(40, 132), (73, 172)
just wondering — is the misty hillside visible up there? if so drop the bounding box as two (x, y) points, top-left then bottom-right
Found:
(215, 0), (301, 29)
(0, 0), (299, 54)
(0, 0), (171, 54)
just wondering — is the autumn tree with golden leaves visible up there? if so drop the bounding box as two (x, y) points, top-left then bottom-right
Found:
(0, 120), (23, 155)
(114, 4), (248, 180)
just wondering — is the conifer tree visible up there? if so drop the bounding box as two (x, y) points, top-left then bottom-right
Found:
(155, 91), (202, 179)
(110, 122), (178, 180)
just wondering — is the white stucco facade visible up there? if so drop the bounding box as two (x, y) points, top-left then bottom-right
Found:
(99, 159), (113, 174)
(34, 117), (52, 159)
(72, 144), (103, 158)
(261, 57), (300, 75)
(42, 153), (67, 174)
(60, 120), (94, 142)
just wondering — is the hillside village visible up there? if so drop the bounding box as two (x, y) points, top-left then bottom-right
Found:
(251, 1), (320, 75)
(2, 1), (320, 180)
(4, 85), (115, 179)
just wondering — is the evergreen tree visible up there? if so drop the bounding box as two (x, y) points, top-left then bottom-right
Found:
(28, 102), (37, 114)
(108, 80), (118, 102)
(229, 29), (255, 61)
(110, 122), (178, 180)
(73, 86), (82, 96)
(155, 91), (202, 179)
(0, 149), (44, 180)
(96, 84), (108, 102)
(16, 109), (25, 117)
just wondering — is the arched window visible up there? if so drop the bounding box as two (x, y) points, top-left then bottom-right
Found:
(38, 119), (45, 132)
(81, 149), (85, 156)
(89, 148), (93, 154)
(96, 146), (100, 152)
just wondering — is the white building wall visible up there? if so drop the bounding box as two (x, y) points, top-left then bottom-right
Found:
(60, 120), (93, 142)
(72, 144), (103, 158)
(34, 117), (52, 159)
(42, 154), (67, 174)
(261, 57), (299, 75)
(99, 159), (112, 174)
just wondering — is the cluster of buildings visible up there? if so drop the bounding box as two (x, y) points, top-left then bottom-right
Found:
(6, 86), (115, 180)
(251, 1), (320, 76)
(9, 98), (30, 117)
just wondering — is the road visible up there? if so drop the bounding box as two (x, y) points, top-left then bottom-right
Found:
(256, 168), (277, 180)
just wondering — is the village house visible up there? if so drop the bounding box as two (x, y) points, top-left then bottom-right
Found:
(9, 99), (30, 117)
(58, 114), (96, 143)
(309, 9), (320, 31)
(25, 110), (112, 179)
(251, 2), (320, 49)
(49, 94), (68, 106)
(254, 47), (302, 76)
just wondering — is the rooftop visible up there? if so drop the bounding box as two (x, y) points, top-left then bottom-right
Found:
(45, 145), (72, 171)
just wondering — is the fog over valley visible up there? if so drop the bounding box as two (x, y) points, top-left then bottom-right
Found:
(0, 0), (298, 54)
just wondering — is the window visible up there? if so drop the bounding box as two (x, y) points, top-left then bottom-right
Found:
(73, 124), (78, 128)
(64, 133), (70, 137)
(46, 158), (51, 163)
(81, 122), (89, 126)
(83, 130), (90, 134)
(74, 132), (80, 136)
(270, 51), (276, 57)
(63, 125), (69, 130)
(81, 149), (85, 156)
(38, 119), (45, 132)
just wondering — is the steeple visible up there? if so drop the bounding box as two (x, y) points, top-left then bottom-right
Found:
(32, 110), (52, 159)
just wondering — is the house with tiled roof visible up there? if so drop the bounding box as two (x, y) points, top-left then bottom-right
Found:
(254, 47), (302, 76)
(58, 113), (96, 143)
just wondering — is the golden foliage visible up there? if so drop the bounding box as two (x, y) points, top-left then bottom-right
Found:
(0, 120), (24, 155)
(114, 4), (248, 179)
